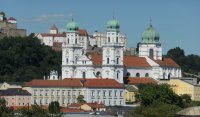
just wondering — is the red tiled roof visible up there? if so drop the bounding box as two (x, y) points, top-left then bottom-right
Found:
(84, 79), (124, 88)
(79, 29), (88, 36)
(67, 103), (83, 108)
(91, 54), (102, 65)
(86, 102), (106, 108)
(127, 77), (157, 85)
(24, 79), (82, 87)
(154, 58), (180, 67)
(40, 33), (66, 37)
(61, 107), (83, 113)
(8, 17), (16, 21)
(124, 56), (151, 67)
(91, 54), (151, 67)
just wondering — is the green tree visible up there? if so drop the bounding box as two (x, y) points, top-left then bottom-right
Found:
(77, 95), (86, 103)
(19, 104), (49, 117)
(0, 98), (14, 117)
(0, 36), (61, 82)
(137, 84), (182, 107)
(48, 101), (60, 115)
(132, 102), (181, 117)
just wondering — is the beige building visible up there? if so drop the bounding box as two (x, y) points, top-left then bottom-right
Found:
(0, 12), (26, 39)
(170, 78), (200, 101)
(0, 88), (31, 107)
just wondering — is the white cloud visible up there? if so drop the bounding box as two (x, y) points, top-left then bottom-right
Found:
(19, 14), (72, 23)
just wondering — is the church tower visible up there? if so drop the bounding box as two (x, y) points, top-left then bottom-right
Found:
(62, 19), (82, 79)
(102, 17), (124, 83)
(138, 22), (162, 60)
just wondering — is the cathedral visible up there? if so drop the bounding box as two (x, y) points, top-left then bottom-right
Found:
(61, 17), (182, 83)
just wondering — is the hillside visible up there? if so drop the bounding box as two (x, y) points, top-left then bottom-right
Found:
(0, 35), (61, 82)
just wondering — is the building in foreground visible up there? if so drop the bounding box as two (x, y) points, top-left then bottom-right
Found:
(0, 88), (31, 107)
(23, 78), (125, 106)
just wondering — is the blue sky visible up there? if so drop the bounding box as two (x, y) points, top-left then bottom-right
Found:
(1, 0), (200, 55)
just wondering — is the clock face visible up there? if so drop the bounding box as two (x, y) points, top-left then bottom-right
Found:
(106, 48), (110, 54)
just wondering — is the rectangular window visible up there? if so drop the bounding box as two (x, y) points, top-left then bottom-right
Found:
(109, 91), (112, 97)
(116, 58), (119, 64)
(97, 90), (100, 97)
(103, 90), (106, 97)
(92, 90), (95, 97)
(120, 91), (123, 97)
(115, 90), (117, 97)
(107, 58), (109, 64)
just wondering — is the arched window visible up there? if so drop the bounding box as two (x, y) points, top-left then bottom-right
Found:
(145, 73), (149, 77)
(67, 38), (69, 44)
(117, 71), (120, 79)
(83, 72), (86, 78)
(108, 37), (110, 43)
(75, 38), (77, 44)
(96, 71), (101, 78)
(136, 73), (140, 77)
(66, 58), (68, 64)
(116, 58), (119, 64)
(149, 49), (154, 59)
(116, 37), (118, 43)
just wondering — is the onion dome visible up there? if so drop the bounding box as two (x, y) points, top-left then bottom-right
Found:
(107, 17), (120, 31)
(141, 24), (160, 43)
(66, 19), (79, 32)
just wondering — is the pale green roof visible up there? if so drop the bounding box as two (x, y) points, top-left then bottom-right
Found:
(141, 24), (160, 43)
(107, 17), (120, 31)
(67, 19), (79, 32)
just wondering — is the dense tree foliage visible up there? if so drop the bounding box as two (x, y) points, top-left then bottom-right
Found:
(77, 95), (86, 103)
(0, 36), (61, 82)
(48, 101), (60, 115)
(131, 84), (194, 116)
(0, 98), (14, 117)
(132, 102), (181, 117)
(136, 84), (183, 107)
(166, 47), (200, 74)
(19, 105), (49, 117)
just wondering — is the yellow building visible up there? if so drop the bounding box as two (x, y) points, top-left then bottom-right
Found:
(125, 85), (138, 103)
(170, 79), (194, 99)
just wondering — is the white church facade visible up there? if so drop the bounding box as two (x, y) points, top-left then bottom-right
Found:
(61, 18), (182, 83)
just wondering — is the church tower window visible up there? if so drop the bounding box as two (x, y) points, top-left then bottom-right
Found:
(108, 37), (110, 43)
(83, 72), (86, 78)
(107, 58), (109, 64)
(149, 49), (154, 59)
(116, 37), (118, 43)
(66, 58), (68, 64)
(116, 58), (119, 64)
(75, 38), (77, 44)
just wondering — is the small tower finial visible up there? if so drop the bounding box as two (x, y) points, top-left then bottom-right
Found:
(149, 17), (152, 27)
(113, 10), (115, 19)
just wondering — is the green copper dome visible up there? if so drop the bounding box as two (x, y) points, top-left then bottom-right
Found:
(141, 24), (160, 43)
(67, 19), (79, 32)
(107, 17), (120, 31)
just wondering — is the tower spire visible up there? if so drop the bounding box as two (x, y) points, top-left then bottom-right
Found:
(149, 17), (152, 27)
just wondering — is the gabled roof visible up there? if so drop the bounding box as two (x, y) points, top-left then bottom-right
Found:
(154, 58), (180, 67)
(0, 88), (31, 96)
(125, 85), (138, 92)
(83, 79), (124, 88)
(61, 107), (83, 113)
(124, 55), (151, 67)
(91, 54), (151, 67)
(40, 33), (66, 37)
(24, 79), (82, 87)
(127, 77), (157, 85)
(79, 29), (88, 36)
